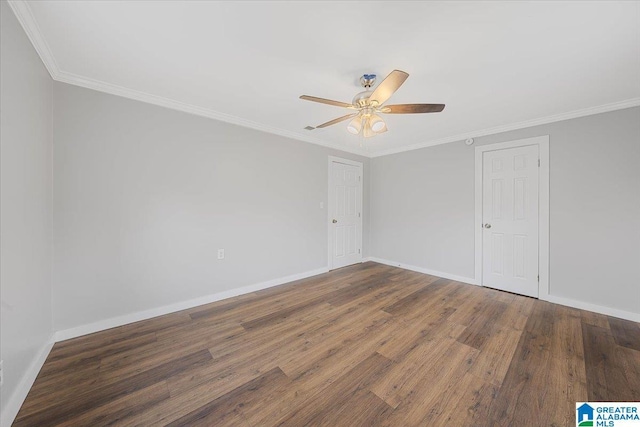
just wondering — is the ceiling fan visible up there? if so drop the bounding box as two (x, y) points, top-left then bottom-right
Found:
(300, 70), (445, 138)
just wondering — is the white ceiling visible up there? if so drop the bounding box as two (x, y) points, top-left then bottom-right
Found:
(10, 1), (640, 157)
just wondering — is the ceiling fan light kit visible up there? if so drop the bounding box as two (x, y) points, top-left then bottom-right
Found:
(369, 114), (386, 132)
(300, 70), (445, 138)
(346, 117), (362, 134)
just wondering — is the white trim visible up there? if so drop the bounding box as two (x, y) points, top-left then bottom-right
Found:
(52, 70), (370, 158)
(366, 258), (640, 323)
(474, 135), (550, 299)
(1, 337), (55, 427)
(8, 1), (640, 160)
(368, 257), (478, 286)
(370, 99), (640, 157)
(327, 156), (364, 168)
(545, 295), (640, 323)
(1, 265), (331, 426)
(54, 267), (328, 342)
(5, 1), (368, 159)
(327, 156), (364, 271)
(6, 0), (59, 79)
(538, 141), (550, 301)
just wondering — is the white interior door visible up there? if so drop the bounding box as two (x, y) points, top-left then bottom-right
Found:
(482, 144), (539, 297)
(329, 159), (362, 270)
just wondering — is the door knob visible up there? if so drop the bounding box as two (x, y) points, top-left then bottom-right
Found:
(332, 219), (338, 223)
(484, 223), (492, 229)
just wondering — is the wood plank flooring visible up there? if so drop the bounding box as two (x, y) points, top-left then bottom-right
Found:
(14, 262), (640, 426)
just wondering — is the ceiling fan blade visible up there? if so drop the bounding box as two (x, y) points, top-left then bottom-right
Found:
(300, 95), (355, 109)
(369, 70), (409, 106)
(381, 104), (446, 114)
(316, 113), (359, 129)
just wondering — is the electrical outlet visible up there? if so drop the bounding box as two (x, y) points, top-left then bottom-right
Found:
(217, 249), (225, 260)
(0, 360), (4, 387)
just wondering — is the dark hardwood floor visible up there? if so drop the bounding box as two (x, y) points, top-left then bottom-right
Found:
(13, 262), (640, 426)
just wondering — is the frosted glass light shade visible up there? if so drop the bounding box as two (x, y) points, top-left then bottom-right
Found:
(370, 114), (386, 133)
(347, 116), (362, 134)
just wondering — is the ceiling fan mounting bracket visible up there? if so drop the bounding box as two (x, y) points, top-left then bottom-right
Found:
(359, 74), (377, 88)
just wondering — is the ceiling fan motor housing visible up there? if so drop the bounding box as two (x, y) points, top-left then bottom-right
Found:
(353, 74), (377, 107)
(353, 90), (373, 107)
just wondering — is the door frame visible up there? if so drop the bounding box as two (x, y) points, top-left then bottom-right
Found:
(327, 156), (363, 270)
(474, 135), (549, 299)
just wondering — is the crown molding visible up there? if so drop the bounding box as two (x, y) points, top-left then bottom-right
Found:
(8, 1), (640, 159)
(369, 97), (640, 157)
(7, 0), (60, 79)
(6, 0), (370, 158)
(53, 70), (371, 157)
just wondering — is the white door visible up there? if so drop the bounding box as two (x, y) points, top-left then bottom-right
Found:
(482, 145), (539, 297)
(329, 159), (362, 270)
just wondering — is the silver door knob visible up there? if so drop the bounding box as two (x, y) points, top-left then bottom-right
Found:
(484, 223), (492, 229)
(332, 219), (337, 223)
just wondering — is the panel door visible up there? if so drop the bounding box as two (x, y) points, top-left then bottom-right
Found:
(482, 145), (539, 297)
(330, 161), (361, 269)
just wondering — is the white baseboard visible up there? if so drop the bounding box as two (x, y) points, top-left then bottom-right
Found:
(2, 262), (638, 427)
(366, 257), (640, 323)
(543, 294), (640, 323)
(3, 267), (328, 426)
(54, 266), (329, 342)
(1, 337), (55, 427)
(367, 257), (478, 286)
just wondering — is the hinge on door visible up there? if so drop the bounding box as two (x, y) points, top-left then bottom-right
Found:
(537, 275), (539, 282)
(358, 212), (361, 218)
(538, 159), (540, 167)
(358, 249), (361, 254)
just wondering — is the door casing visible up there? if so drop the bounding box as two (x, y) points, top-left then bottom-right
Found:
(474, 135), (550, 299)
(328, 156), (363, 270)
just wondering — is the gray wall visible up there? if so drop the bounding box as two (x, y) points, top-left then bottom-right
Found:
(0, 0), (54, 420)
(371, 107), (640, 315)
(3, 1), (637, 421)
(52, 83), (370, 331)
